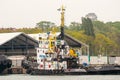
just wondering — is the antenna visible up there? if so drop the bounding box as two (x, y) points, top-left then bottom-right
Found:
(58, 5), (65, 40)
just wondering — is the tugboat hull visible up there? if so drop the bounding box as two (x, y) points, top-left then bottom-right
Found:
(26, 68), (87, 75)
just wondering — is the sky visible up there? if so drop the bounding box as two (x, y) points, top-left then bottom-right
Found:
(0, 0), (120, 28)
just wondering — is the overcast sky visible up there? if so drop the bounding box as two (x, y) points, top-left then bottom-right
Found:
(0, 0), (120, 28)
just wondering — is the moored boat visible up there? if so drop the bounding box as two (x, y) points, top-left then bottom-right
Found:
(0, 55), (12, 73)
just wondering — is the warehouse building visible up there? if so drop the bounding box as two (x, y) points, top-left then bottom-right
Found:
(0, 32), (38, 56)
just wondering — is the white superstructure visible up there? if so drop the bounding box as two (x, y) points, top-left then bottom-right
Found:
(35, 32), (67, 70)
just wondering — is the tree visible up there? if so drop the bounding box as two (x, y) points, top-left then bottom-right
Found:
(94, 33), (118, 56)
(85, 13), (97, 21)
(68, 22), (81, 31)
(81, 17), (95, 37)
(36, 21), (56, 32)
(81, 17), (95, 55)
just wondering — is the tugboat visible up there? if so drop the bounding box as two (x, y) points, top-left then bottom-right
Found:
(22, 31), (87, 75)
(0, 55), (12, 73)
(22, 5), (87, 75)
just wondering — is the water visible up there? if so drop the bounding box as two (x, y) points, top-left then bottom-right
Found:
(0, 74), (120, 80)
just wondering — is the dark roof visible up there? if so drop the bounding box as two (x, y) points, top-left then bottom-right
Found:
(0, 32), (38, 49)
(64, 34), (81, 47)
(64, 34), (88, 47)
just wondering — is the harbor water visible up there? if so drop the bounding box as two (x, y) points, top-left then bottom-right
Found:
(0, 74), (120, 80)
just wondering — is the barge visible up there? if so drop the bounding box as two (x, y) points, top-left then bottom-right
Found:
(87, 65), (120, 75)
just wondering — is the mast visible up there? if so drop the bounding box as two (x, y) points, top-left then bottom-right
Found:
(58, 5), (65, 40)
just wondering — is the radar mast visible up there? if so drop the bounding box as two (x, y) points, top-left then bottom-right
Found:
(58, 5), (65, 40)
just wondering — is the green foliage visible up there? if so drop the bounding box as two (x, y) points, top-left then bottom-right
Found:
(81, 17), (95, 55)
(66, 20), (120, 56)
(93, 21), (106, 33)
(0, 27), (41, 34)
(94, 34), (118, 56)
(81, 17), (95, 37)
(36, 21), (56, 32)
(17, 28), (41, 34)
(106, 21), (120, 30)
(68, 22), (82, 31)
